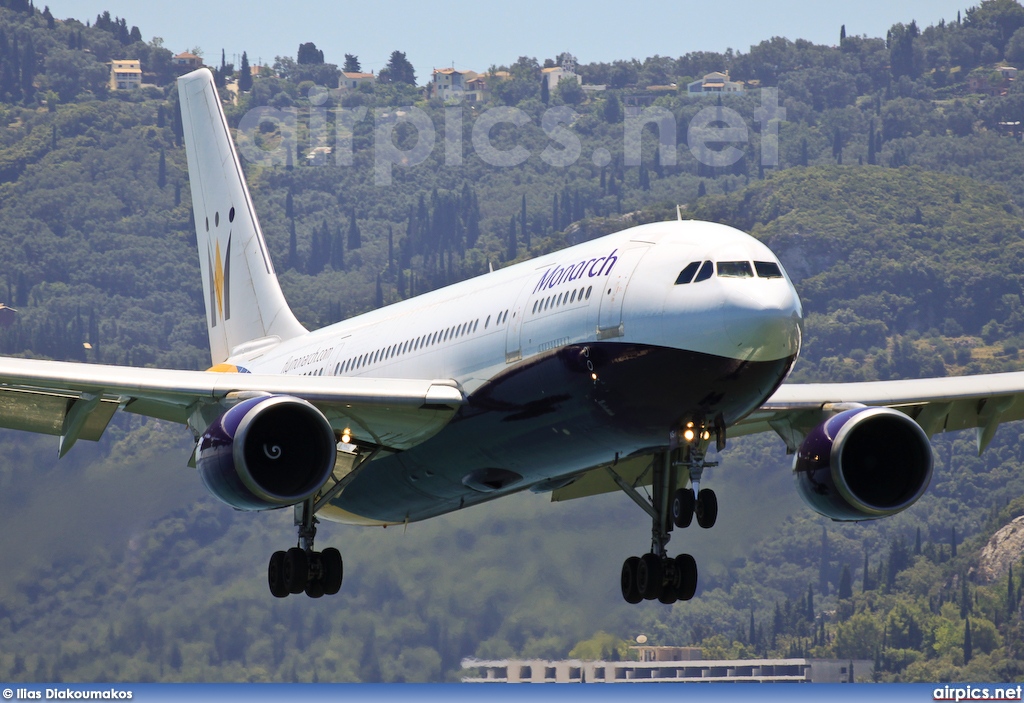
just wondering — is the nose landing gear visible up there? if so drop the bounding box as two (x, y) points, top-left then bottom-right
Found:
(614, 420), (721, 604)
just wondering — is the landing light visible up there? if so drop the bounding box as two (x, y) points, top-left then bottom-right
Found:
(341, 428), (352, 444)
(702, 430), (711, 441)
(683, 429), (695, 442)
(591, 373), (598, 380)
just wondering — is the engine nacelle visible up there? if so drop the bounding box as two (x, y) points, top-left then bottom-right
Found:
(197, 395), (337, 511)
(793, 407), (933, 521)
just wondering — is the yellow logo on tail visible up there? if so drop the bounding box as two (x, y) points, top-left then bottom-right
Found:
(207, 234), (231, 327)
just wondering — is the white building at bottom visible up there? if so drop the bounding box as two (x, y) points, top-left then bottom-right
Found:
(461, 656), (873, 683)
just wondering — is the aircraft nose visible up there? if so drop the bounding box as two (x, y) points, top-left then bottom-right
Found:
(722, 281), (802, 362)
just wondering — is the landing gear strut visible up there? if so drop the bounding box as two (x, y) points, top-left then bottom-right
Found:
(613, 420), (720, 604)
(267, 497), (344, 598)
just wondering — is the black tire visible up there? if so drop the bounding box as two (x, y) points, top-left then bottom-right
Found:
(305, 578), (325, 598)
(696, 488), (718, 529)
(658, 562), (678, 605)
(637, 553), (663, 600)
(675, 554), (698, 601)
(620, 556), (642, 604)
(283, 547), (308, 594)
(672, 488), (694, 528)
(268, 551), (289, 598)
(321, 547), (343, 595)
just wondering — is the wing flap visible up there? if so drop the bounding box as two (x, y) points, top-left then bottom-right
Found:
(0, 387), (119, 440)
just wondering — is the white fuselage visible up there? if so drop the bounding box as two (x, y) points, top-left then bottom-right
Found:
(225, 220), (803, 391)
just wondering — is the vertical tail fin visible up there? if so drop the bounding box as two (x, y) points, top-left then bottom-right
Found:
(177, 68), (306, 365)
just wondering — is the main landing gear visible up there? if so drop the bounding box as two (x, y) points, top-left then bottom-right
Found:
(267, 497), (343, 598)
(266, 444), (378, 598)
(612, 420), (720, 604)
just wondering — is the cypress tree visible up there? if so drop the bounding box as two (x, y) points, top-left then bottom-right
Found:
(331, 225), (345, 271)
(806, 585), (814, 620)
(952, 527), (958, 558)
(507, 215), (517, 261)
(838, 564), (853, 599)
(347, 208), (361, 249)
(375, 274), (383, 308)
(521, 194), (529, 250)
(238, 52), (252, 92)
(288, 219), (298, 270)
(158, 148), (166, 189)
(963, 617), (972, 664)
(387, 225), (394, 274)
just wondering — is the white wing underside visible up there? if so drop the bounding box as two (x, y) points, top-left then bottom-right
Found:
(552, 371), (1024, 502)
(0, 356), (464, 457)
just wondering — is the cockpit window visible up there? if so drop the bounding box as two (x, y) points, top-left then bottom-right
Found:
(694, 260), (714, 282)
(717, 261), (753, 278)
(754, 261), (783, 279)
(674, 261), (701, 285)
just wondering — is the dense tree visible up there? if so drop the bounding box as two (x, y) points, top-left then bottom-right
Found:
(378, 50), (415, 85)
(297, 41), (324, 65)
(343, 54), (361, 73)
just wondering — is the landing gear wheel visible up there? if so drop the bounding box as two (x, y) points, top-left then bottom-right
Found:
(658, 560), (679, 605)
(672, 488), (695, 528)
(696, 488), (718, 529)
(283, 547), (309, 594)
(268, 551), (288, 598)
(321, 547), (343, 595)
(637, 553), (664, 600)
(621, 556), (642, 604)
(305, 578), (325, 598)
(675, 553), (698, 600)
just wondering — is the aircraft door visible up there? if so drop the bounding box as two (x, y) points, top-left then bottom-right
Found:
(597, 244), (651, 339)
(505, 278), (534, 363)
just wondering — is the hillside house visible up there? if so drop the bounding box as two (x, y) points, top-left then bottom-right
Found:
(432, 68), (478, 101)
(341, 71), (375, 91)
(109, 59), (142, 91)
(687, 70), (743, 94)
(173, 52), (202, 70)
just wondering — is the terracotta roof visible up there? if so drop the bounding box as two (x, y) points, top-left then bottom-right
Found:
(342, 72), (374, 79)
(174, 52), (200, 60)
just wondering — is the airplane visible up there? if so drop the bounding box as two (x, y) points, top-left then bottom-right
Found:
(2, 66), (1024, 604)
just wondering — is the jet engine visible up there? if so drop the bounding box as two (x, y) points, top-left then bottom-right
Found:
(196, 395), (337, 511)
(793, 407), (932, 521)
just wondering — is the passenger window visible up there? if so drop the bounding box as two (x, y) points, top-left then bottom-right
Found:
(585, 286), (592, 299)
(718, 261), (753, 278)
(485, 315), (490, 328)
(755, 261), (784, 278)
(675, 261), (700, 285)
(694, 261), (714, 282)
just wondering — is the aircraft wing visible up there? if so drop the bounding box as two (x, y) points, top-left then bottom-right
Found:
(733, 372), (1024, 454)
(0, 356), (465, 457)
(553, 371), (1024, 503)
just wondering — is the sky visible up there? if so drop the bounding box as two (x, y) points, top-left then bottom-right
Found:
(44, 0), (973, 76)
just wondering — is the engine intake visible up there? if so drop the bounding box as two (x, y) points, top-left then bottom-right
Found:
(197, 395), (337, 511)
(793, 407), (932, 521)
